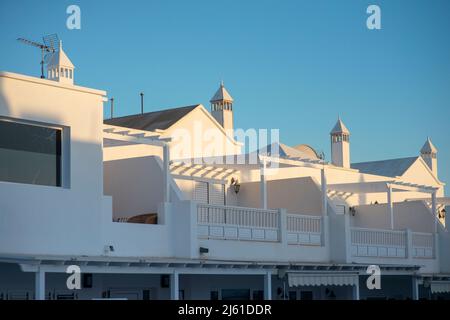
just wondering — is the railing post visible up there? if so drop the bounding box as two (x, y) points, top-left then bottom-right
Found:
(189, 201), (199, 259)
(434, 232), (440, 264)
(278, 208), (288, 247)
(163, 144), (171, 203)
(321, 168), (328, 216)
(387, 185), (394, 230)
(431, 191), (437, 233)
(322, 215), (330, 248)
(344, 213), (352, 263)
(260, 158), (268, 209)
(406, 229), (413, 260)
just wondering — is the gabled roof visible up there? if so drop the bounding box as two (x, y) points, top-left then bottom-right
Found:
(104, 105), (199, 132)
(47, 41), (74, 69)
(210, 82), (233, 103)
(257, 142), (319, 160)
(330, 119), (350, 135)
(421, 138), (438, 154)
(351, 157), (418, 178)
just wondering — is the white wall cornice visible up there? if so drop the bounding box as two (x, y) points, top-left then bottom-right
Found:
(0, 71), (107, 97)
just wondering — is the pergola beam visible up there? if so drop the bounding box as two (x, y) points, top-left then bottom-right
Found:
(328, 181), (437, 194)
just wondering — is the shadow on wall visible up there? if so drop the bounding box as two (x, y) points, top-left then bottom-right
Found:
(104, 155), (165, 219)
(0, 78), (11, 116)
(237, 176), (322, 215)
(357, 173), (368, 205)
(352, 201), (435, 233)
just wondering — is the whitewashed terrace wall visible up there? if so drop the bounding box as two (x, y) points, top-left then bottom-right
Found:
(351, 201), (435, 233)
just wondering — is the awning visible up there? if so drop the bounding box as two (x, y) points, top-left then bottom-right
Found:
(288, 273), (358, 287)
(431, 281), (450, 294)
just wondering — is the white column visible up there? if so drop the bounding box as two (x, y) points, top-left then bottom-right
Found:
(34, 268), (45, 300)
(321, 168), (328, 216)
(163, 144), (171, 203)
(344, 213), (352, 263)
(434, 232), (440, 261)
(412, 277), (419, 300)
(260, 158), (267, 209)
(170, 271), (179, 300)
(387, 185), (394, 230)
(352, 277), (360, 300)
(406, 229), (413, 260)
(431, 191), (437, 233)
(264, 272), (272, 300)
(278, 208), (288, 247)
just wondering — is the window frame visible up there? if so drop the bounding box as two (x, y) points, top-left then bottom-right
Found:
(0, 116), (70, 188)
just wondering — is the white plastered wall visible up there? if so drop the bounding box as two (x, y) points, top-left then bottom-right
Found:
(0, 72), (106, 256)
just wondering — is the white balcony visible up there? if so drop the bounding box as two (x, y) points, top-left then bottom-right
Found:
(411, 232), (435, 259)
(350, 227), (407, 258)
(197, 204), (280, 242)
(192, 202), (329, 262)
(286, 214), (322, 246)
(350, 227), (436, 260)
(197, 203), (324, 246)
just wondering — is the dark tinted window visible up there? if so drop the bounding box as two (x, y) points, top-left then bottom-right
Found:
(252, 290), (264, 300)
(221, 289), (250, 300)
(0, 120), (62, 187)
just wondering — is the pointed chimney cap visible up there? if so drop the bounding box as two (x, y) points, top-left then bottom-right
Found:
(47, 40), (75, 69)
(330, 118), (350, 135)
(210, 81), (234, 103)
(421, 137), (437, 154)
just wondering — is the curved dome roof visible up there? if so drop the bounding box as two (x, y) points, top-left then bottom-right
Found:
(292, 144), (320, 160)
(257, 143), (321, 160)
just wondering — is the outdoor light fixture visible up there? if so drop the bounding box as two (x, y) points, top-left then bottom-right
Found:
(230, 177), (241, 194)
(104, 245), (115, 254)
(439, 208), (446, 219)
(349, 207), (356, 216)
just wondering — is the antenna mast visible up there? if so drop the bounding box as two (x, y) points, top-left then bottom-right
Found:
(17, 34), (59, 79)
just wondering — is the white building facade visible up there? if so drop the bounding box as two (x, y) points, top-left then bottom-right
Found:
(0, 45), (449, 300)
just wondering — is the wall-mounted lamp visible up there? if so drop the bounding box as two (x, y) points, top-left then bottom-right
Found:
(230, 177), (241, 194)
(104, 245), (115, 254)
(439, 208), (446, 219)
(199, 247), (209, 254)
(349, 207), (356, 216)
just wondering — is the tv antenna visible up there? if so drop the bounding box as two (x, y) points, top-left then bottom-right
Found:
(17, 34), (60, 79)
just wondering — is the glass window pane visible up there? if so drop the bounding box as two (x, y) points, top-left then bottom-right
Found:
(0, 120), (62, 187)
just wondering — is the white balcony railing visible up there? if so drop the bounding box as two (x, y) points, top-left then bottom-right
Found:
(412, 232), (435, 259)
(350, 227), (436, 260)
(350, 227), (407, 258)
(287, 214), (322, 246)
(196, 204), (325, 246)
(197, 204), (280, 242)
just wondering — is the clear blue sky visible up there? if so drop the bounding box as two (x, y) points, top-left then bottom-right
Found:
(1, 0), (449, 191)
